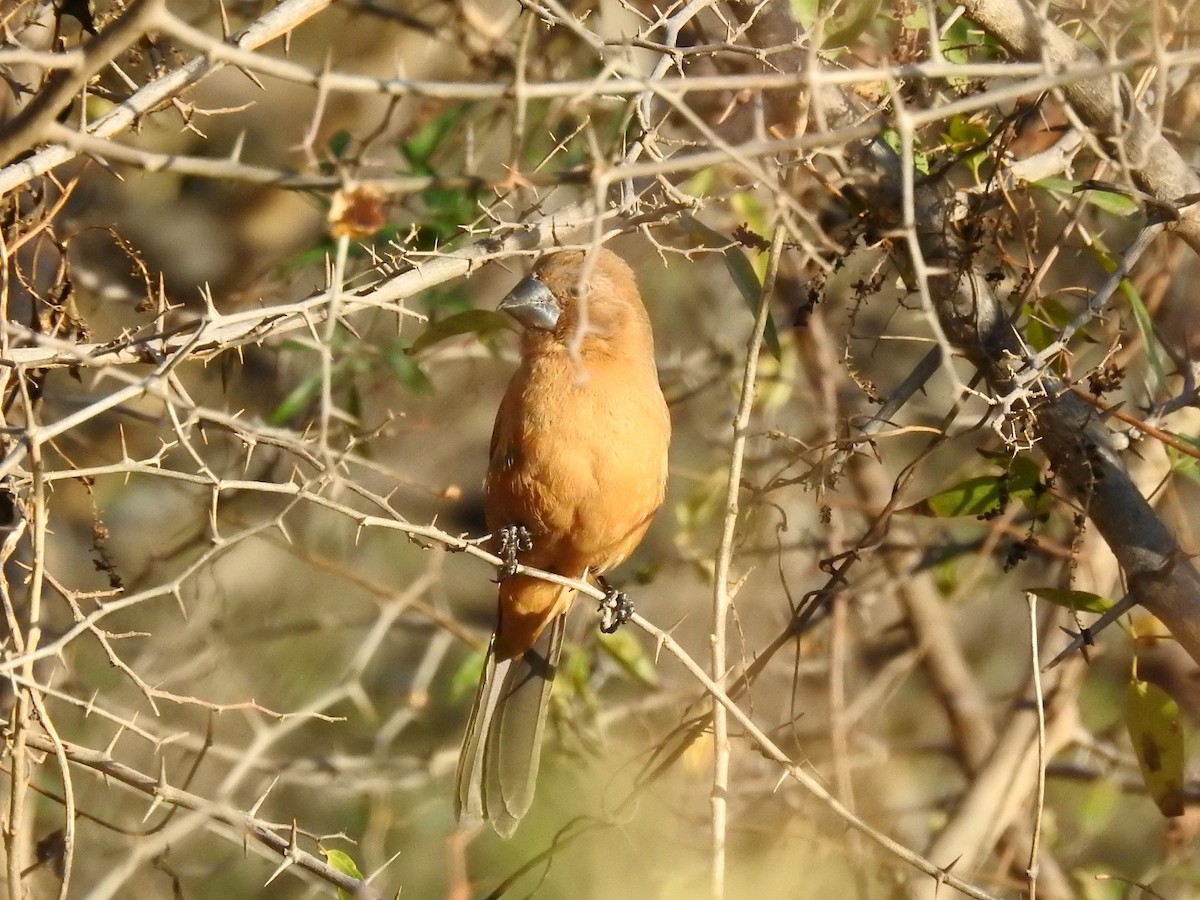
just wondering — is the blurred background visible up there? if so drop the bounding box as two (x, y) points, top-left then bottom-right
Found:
(3, 0), (1200, 897)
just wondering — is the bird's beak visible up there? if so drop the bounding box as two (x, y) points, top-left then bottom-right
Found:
(498, 275), (560, 330)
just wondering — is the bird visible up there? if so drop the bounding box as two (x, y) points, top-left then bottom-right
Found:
(454, 248), (671, 837)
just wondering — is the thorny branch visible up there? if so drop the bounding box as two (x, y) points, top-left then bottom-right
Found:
(2, 0), (1199, 897)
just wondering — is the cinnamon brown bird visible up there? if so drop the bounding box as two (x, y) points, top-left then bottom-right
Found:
(455, 248), (671, 837)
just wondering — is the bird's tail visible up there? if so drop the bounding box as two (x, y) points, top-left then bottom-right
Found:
(454, 615), (566, 837)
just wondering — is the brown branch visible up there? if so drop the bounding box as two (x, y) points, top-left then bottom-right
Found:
(0, 0), (166, 167)
(749, 0), (1200, 665)
(959, 0), (1200, 251)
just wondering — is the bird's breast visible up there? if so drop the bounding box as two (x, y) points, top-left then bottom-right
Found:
(486, 349), (669, 573)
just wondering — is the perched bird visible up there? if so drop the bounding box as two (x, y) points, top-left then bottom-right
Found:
(455, 248), (671, 837)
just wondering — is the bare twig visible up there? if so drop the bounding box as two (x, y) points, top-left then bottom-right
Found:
(9, 731), (382, 899)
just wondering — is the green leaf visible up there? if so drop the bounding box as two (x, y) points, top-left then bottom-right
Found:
(1126, 677), (1186, 817)
(399, 105), (469, 173)
(943, 115), (993, 180)
(1023, 296), (1075, 353)
(321, 848), (365, 900)
(907, 474), (1012, 517)
(561, 642), (592, 694)
(326, 129), (352, 160)
(383, 346), (434, 395)
(1030, 176), (1072, 195)
(674, 478), (725, 532)
(679, 214), (782, 359)
(1028, 588), (1113, 614)
(448, 651), (485, 702)
(729, 192), (769, 259)
(880, 128), (929, 174)
(1120, 273), (1167, 389)
(681, 166), (717, 198)
(1077, 777), (1123, 839)
(410, 309), (510, 354)
(345, 383), (363, 423)
(933, 557), (959, 596)
(822, 0), (882, 47)
(421, 285), (475, 318)
(268, 370), (322, 426)
(909, 454), (1047, 518)
(1077, 185), (1141, 218)
(1007, 453), (1053, 516)
(1033, 177), (1139, 217)
(939, 13), (976, 65)
(944, 116), (991, 148)
(323, 849), (363, 878)
(790, 0), (822, 26)
(1167, 435), (1200, 480)
(598, 629), (658, 687)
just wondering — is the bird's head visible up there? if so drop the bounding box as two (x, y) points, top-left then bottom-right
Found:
(498, 249), (652, 357)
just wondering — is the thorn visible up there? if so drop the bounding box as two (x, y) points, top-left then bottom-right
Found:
(230, 130), (246, 163)
(201, 282), (217, 318)
(264, 821), (300, 886)
(263, 854), (293, 886)
(103, 724), (125, 757)
(248, 775), (280, 817)
(1045, 590), (1138, 670)
(728, 568), (753, 601)
(141, 758), (168, 823)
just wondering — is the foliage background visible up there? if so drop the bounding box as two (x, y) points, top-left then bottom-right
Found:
(3, 0), (1200, 898)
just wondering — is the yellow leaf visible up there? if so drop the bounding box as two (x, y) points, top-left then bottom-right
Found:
(1126, 678), (1186, 817)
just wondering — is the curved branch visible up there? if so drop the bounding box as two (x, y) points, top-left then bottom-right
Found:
(740, 0), (1200, 665)
(13, 731), (383, 899)
(960, 0), (1200, 251)
(0, 0), (165, 167)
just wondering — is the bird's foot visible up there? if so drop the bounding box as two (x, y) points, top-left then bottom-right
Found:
(496, 525), (533, 579)
(597, 578), (634, 634)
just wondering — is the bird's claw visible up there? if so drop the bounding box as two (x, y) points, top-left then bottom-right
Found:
(598, 586), (634, 634)
(496, 525), (533, 579)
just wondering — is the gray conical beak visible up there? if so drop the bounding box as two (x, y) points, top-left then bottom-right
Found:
(498, 275), (560, 330)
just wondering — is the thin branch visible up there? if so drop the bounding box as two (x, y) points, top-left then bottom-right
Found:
(959, 0), (1200, 250)
(632, 611), (1003, 900)
(10, 731), (383, 899)
(0, 0), (166, 166)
